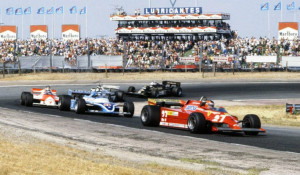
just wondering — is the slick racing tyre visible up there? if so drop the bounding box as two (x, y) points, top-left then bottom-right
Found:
(128, 86), (135, 93)
(140, 105), (161, 126)
(151, 89), (159, 98)
(24, 93), (33, 107)
(75, 99), (86, 114)
(187, 113), (208, 134)
(123, 101), (135, 118)
(115, 91), (124, 102)
(172, 87), (183, 97)
(20, 92), (30, 105)
(242, 114), (261, 135)
(58, 95), (71, 111)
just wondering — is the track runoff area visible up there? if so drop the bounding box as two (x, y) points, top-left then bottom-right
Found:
(1, 81), (300, 153)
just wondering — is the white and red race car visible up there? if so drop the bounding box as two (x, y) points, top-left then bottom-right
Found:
(20, 87), (59, 107)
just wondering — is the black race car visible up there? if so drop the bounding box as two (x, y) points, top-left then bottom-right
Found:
(126, 81), (183, 98)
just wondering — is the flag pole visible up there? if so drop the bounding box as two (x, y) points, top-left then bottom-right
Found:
(1, 8), (2, 24)
(63, 6), (65, 24)
(52, 11), (54, 39)
(22, 8), (24, 40)
(280, 0), (283, 22)
(76, 8), (78, 24)
(44, 7), (46, 25)
(294, 8), (296, 22)
(268, 0), (270, 39)
(31, 7), (33, 25)
(85, 5), (87, 38)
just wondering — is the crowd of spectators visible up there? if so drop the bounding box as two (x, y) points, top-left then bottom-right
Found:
(1, 37), (300, 68)
(118, 20), (230, 30)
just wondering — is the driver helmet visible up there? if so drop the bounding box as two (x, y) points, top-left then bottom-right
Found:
(150, 81), (158, 86)
(45, 85), (51, 91)
(96, 86), (101, 92)
(205, 100), (214, 108)
(90, 90), (97, 97)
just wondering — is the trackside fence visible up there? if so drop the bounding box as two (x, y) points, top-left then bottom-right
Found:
(2, 55), (300, 77)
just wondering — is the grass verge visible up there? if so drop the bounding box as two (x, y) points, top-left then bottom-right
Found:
(225, 105), (300, 127)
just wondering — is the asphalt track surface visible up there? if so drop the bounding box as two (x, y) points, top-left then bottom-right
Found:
(1, 82), (300, 153)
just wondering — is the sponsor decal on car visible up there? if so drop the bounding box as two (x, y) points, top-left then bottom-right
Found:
(162, 110), (179, 117)
(185, 105), (197, 110)
(104, 103), (111, 107)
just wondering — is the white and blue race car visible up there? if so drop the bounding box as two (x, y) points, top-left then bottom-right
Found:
(58, 89), (134, 117)
(92, 84), (124, 102)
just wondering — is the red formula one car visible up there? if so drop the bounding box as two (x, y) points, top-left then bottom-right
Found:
(20, 86), (59, 107)
(140, 97), (266, 135)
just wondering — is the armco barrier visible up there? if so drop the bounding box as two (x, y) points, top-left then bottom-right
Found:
(282, 57), (300, 70)
(0, 55), (296, 73)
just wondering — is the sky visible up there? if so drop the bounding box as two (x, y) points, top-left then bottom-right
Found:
(0, 0), (300, 39)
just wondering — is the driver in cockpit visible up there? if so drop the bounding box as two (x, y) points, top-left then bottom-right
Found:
(42, 85), (53, 95)
(200, 96), (214, 109)
(150, 81), (159, 87)
(90, 89), (100, 97)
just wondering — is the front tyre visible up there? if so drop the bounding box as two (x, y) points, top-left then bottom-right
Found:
(128, 86), (135, 93)
(187, 113), (208, 133)
(242, 114), (261, 135)
(123, 101), (135, 118)
(58, 95), (71, 111)
(151, 89), (159, 98)
(172, 87), (183, 97)
(115, 91), (124, 102)
(140, 105), (161, 126)
(24, 93), (33, 107)
(75, 99), (86, 114)
(20, 92), (30, 105)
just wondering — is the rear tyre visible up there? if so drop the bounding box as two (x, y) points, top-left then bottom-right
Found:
(140, 105), (161, 126)
(242, 114), (261, 135)
(58, 95), (71, 111)
(128, 86), (135, 93)
(115, 91), (124, 102)
(172, 87), (183, 97)
(123, 101), (135, 118)
(187, 113), (208, 133)
(24, 93), (33, 107)
(151, 89), (159, 98)
(20, 92), (30, 105)
(75, 99), (86, 114)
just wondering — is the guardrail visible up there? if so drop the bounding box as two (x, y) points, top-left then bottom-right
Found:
(2, 55), (300, 75)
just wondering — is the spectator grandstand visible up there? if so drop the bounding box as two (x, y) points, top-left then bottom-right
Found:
(1, 37), (300, 70)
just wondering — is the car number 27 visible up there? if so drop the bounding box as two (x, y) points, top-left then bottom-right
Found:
(211, 115), (226, 123)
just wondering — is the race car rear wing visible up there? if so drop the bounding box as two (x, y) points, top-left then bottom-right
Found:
(68, 89), (91, 96)
(102, 85), (120, 90)
(32, 88), (57, 95)
(148, 98), (185, 107)
(162, 81), (181, 87)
